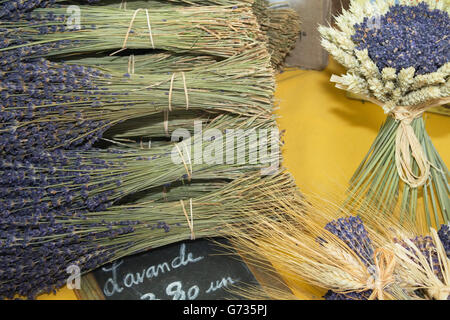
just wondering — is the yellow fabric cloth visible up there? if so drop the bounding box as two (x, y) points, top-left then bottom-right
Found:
(38, 59), (450, 300)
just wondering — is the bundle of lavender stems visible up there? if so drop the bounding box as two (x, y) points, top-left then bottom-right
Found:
(1, 126), (280, 214)
(1, 172), (298, 299)
(0, 47), (275, 153)
(93, 0), (301, 70)
(1, 4), (266, 59)
(0, 0), (300, 69)
(0, 0), (301, 299)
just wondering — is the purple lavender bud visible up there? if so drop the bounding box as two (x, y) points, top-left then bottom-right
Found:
(323, 290), (373, 300)
(351, 3), (450, 74)
(325, 215), (375, 267)
(438, 224), (449, 258)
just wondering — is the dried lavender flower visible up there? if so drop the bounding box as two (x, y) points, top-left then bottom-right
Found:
(394, 235), (444, 282)
(323, 289), (373, 300)
(0, 172), (297, 299)
(352, 2), (450, 75)
(325, 215), (375, 267)
(1, 5), (267, 59)
(0, 47), (274, 152)
(438, 224), (450, 258)
(321, 216), (376, 300)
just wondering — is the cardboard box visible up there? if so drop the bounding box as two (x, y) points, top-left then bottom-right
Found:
(283, 0), (332, 70)
(332, 0), (350, 24)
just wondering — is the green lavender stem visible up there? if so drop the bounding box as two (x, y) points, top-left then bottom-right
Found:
(2, 5), (267, 58)
(346, 116), (449, 228)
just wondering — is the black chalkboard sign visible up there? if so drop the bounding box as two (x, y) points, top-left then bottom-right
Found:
(78, 238), (261, 300)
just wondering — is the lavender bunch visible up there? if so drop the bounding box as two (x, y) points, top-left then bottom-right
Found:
(324, 217), (450, 300)
(320, 216), (450, 300)
(322, 216), (375, 300)
(0, 5), (266, 59)
(0, 171), (297, 299)
(222, 185), (449, 300)
(0, 48), (274, 153)
(101, 0), (301, 70)
(394, 235), (445, 283)
(319, 0), (450, 227)
(324, 216), (375, 267)
(0, 119), (280, 220)
(351, 2), (449, 75)
(0, 0), (54, 21)
(222, 194), (422, 300)
(0, 58), (114, 153)
(392, 228), (449, 300)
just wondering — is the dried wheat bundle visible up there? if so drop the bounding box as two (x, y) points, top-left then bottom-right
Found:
(319, 0), (450, 227)
(253, 0), (300, 69)
(224, 192), (450, 300)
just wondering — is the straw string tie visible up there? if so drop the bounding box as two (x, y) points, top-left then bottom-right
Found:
(180, 198), (195, 240)
(165, 72), (189, 136)
(174, 142), (193, 181)
(367, 248), (396, 300)
(390, 106), (430, 188)
(110, 8), (155, 56)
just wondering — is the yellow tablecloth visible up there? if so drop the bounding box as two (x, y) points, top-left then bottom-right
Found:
(38, 59), (450, 300)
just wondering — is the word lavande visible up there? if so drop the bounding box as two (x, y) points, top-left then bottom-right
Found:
(101, 244), (204, 297)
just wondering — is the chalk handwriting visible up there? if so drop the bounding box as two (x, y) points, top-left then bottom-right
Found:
(139, 276), (238, 300)
(166, 281), (200, 300)
(206, 276), (238, 294)
(102, 243), (203, 297)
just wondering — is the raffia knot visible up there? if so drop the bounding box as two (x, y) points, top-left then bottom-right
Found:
(382, 96), (450, 189)
(389, 106), (430, 188)
(391, 106), (424, 125)
(366, 248), (396, 300)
